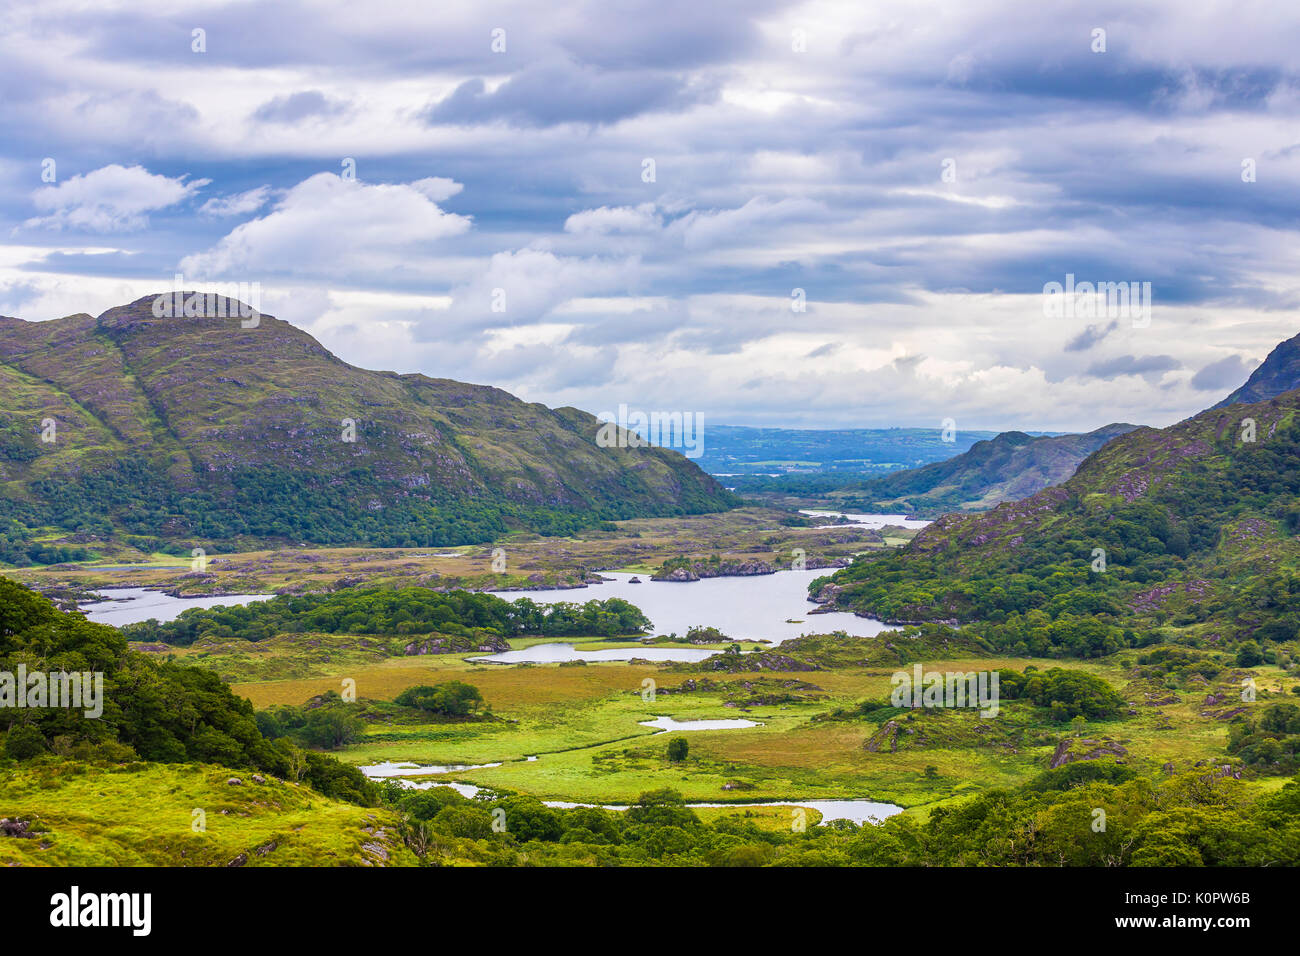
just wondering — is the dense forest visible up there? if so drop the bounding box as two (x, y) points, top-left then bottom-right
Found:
(0, 579), (378, 805)
(384, 765), (1300, 866)
(0, 458), (725, 563)
(121, 586), (652, 646)
(818, 409), (1300, 662)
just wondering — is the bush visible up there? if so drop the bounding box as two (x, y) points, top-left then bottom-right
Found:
(4, 724), (46, 760)
(394, 681), (483, 716)
(1236, 641), (1264, 667)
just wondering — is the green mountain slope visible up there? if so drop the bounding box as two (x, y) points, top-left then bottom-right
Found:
(0, 295), (735, 559)
(839, 423), (1139, 515)
(816, 390), (1300, 656)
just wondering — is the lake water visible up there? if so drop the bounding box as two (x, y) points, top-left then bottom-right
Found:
(359, 759), (902, 825)
(489, 569), (893, 646)
(472, 642), (720, 664)
(79, 587), (275, 626)
(799, 510), (931, 530)
(544, 798), (903, 825)
(360, 761), (502, 777)
(638, 716), (760, 731)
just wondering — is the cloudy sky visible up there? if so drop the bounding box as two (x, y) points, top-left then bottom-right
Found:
(2, 0), (1298, 432)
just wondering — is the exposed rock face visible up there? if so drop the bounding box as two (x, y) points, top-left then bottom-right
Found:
(402, 634), (509, 655)
(652, 560), (776, 581)
(699, 651), (820, 673)
(809, 582), (844, 605)
(864, 719), (903, 753)
(1048, 737), (1128, 769)
(0, 818), (36, 838)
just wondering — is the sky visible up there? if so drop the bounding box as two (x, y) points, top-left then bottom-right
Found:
(1, 0), (1298, 432)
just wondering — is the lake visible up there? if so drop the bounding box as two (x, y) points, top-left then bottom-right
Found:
(489, 568), (893, 646)
(799, 510), (931, 530)
(638, 716), (760, 731)
(471, 641), (721, 664)
(359, 759), (903, 825)
(79, 588), (275, 626)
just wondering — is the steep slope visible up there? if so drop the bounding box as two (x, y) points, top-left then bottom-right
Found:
(1213, 332), (1300, 409)
(817, 390), (1300, 653)
(0, 294), (734, 557)
(840, 423), (1138, 516)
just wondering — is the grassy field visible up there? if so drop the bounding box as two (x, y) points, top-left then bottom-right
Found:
(0, 761), (416, 867)
(13, 503), (1295, 856)
(220, 642), (1296, 813)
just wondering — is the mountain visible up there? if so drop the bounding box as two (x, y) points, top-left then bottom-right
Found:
(817, 388), (1300, 653)
(837, 423), (1139, 516)
(0, 294), (734, 560)
(695, 424), (1002, 475)
(1212, 332), (1300, 409)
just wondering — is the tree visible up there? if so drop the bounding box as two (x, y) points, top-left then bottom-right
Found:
(1237, 641), (1264, 667)
(667, 737), (689, 762)
(394, 681), (483, 716)
(301, 708), (365, 749)
(4, 724), (46, 760)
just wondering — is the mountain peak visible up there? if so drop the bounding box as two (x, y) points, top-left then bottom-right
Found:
(1212, 331), (1300, 409)
(0, 296), (734, 551)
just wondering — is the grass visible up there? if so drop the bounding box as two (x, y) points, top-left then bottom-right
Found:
(219, 644), (1296, 814)
(0, 760), (416, 867)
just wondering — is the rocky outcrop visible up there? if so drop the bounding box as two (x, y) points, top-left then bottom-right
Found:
(864, 719), (905, 753)
(652, 560), (776, 582)
(1048, 737), (1128, 769)
(402, 634), (509, 655)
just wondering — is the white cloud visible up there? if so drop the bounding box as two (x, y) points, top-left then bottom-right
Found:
(25, 164), (208, 233)
(180, 173), (472, 279)
(564, 203), (662, 235)
(441, 248), (640, 330)
(199, 186), (273, 217)
(409, 177), (465, 202)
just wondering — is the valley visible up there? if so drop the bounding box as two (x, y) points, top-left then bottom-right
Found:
(3, 299), (1300, 869)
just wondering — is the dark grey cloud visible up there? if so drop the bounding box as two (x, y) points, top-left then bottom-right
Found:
(252, 91), (351, 123)
(426, 61), (717, 127)
(1084, 354), (1182, 381)
(5, 0), (1300, 430)
(1065, 321), (1119, 352)
(1190, 354), (1253, 391)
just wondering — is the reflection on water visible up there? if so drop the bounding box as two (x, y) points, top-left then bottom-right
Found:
(799, 510), (931, 530)
(492, 569), (893, 646)
(359, 761), (501, 777)
(638, 716), (759, 731)
(471, 641), (718, 664)
(358, 754), (904, 825)
(79, 588), (275, 626)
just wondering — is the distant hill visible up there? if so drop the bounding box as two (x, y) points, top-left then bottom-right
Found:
(0, 294), (734, 561)
(836, 423), (1139, 516)
(817, 387), (1300, 651)
(695, 424), (1003, 475)
(1212, 332), (1300, 409)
